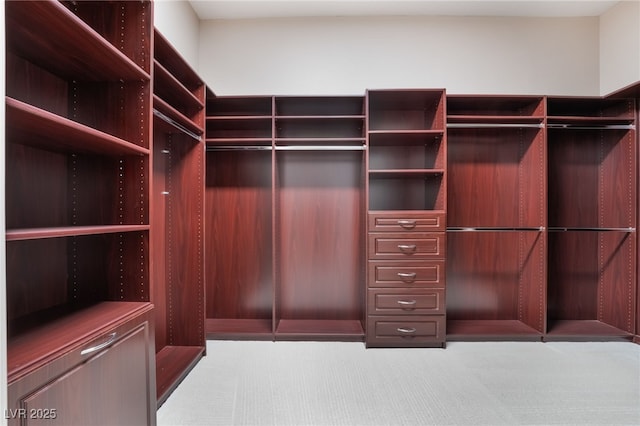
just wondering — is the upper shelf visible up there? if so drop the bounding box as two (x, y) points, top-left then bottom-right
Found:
(6, 97), (149, 156)
(5, 0), (149, 82)
(368, 89), (446, 131)
(154, 29), (203, 93)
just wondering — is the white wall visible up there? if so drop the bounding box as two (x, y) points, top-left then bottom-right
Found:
(199, 15), (600, 96)
(599, 0), (640, 95)
(154, 0), (201, 71)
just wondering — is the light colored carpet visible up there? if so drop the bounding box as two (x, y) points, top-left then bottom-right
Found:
(157, 340), (640, 426)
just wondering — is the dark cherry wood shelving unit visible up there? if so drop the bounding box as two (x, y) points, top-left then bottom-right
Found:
(5, 1), (156, 424)
(446, 95), (547, 341)
(205, 95), (275, 340)
(151, 28), (206, 405)
(366, 89), (448, 348)
(205, 95), (366, 341)
(546, 96), (636, 341)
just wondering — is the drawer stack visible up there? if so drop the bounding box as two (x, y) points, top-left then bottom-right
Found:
(366, 89), (447, 348)
(366, 213), (446, 347)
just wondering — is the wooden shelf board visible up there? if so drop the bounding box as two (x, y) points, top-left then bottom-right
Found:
(205, 318), (273, 338)
(276, 138), (365, 144)
(206, 138), (273, 146)
(207, 116), (272, 121)
(275, 319), (364, 341)
(447, 115), (544, 124)
(545, 320), (634, 341)
(6, 225), (150, 242)
(156, 345), (205, 405)
(8, 302), (153, 382)
(6, 0), (149, 82)
(6, 97), (149, 156)
(153, 60), (204, 112)
(154, 29), (203, 90)
(447, 320), (543, 341)
(276, 115), (365, 120)
(154, 95), (204, 137)
(368, 129), (444, 136)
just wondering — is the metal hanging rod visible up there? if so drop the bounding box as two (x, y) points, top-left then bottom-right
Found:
(446, 123), (544, 129)
(274, 145), (366, 151)
(153, 109), (202, 141)
(447, 227), (545, 232)
(548, 227), (636, 232)
(547, 124), (635, 130)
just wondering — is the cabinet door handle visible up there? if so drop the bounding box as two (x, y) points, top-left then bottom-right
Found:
(80, 332), (117, 356)
(398, 244), (417, 252)
(397, 300), (417, 306)
(397, 327), (417, 334)
(397, 220), (416, 229)
(397, 272), (417, 281)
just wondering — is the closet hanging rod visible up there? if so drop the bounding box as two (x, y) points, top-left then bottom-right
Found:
(447, 227), (544, 232)
(153, 109), (202, 141)
(206, 145), (273, 151)
(274, 145), (366, 151)
(547, 124), (635, 130)
(547, 227), (636, 232)
(446, 123), (544, 129)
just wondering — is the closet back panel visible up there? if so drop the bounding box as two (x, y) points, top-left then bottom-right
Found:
(548, 231), (635, 332)
(277, 151), (364, 320)
(205, 150), (273, 320)
(447, 231), (545, 330)
(548, 129), (635, 228)
(447, 127), (545, 228)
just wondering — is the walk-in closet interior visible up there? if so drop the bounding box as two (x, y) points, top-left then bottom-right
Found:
(3, 0), (640, 423)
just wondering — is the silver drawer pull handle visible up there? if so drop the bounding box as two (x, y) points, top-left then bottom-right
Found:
(398, 244), (417, 252)
(397, 272), (417, 281)
(80, 332), (117, 356)
(397, 220), (416, 229)
(397, 300), (417, 306)
(397, 327), (417, 334)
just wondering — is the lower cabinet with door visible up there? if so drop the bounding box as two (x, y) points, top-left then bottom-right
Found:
(6, 303), (156, 426)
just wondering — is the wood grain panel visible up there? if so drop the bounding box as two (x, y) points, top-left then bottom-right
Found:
(447, 231), (545, 330)
(277, 151), (364, 320)
(448, 127), (544, 227)
(166, 135), (204, 346)
(205, 150), (273, 320)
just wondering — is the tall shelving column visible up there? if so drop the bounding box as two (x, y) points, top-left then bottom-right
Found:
(446, 95), (546, 341)
(5, 1), (156, 423)
(366, 89), (447, 348)
(204, 94), (275, 340)
(273, 96), (366, 340)
(546, 96), (636, 341)
(152, 29), (206, 405)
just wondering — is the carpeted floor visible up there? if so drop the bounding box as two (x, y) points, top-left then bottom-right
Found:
(157, 340), (640, 426)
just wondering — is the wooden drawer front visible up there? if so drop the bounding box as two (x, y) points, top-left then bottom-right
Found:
(368, 261), (445, 287)
(367, 316), (445, 347)
(368, 233), (445, 260)
(368, 289), (445, 315)
(369, 212), (445, 232)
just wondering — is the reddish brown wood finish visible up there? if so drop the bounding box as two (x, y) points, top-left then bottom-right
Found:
(151, 28), (206, 404)
(446, 231), (545, 336)
(205, 150), (274, 322)
(366, 316), (446, 347)
(7, 304), (155, 426)
(447, 127), (545, 228)
(276, 150), (365, 322)
(368, 212), (446, 232)
(368, 261), (445, 288)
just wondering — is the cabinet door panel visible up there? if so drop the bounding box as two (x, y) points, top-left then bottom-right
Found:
(20, 324), (153, 426)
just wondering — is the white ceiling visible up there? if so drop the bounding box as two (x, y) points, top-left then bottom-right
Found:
(188, 0), (621, 20)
